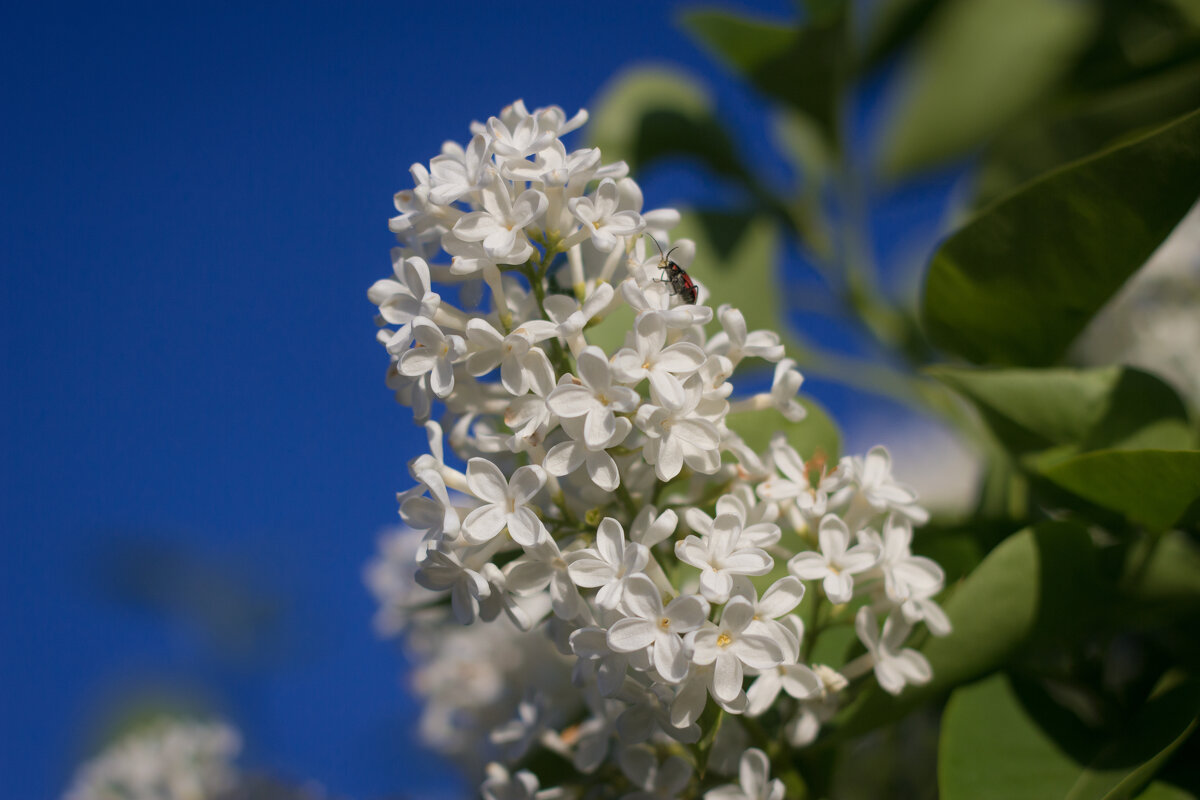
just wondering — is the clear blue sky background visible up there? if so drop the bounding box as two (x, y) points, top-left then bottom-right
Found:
(1, 2), (957, 798)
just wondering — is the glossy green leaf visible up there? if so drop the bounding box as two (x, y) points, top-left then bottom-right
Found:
(923, 108), (1200, 366)
(587, 68), (748, 180)
(833, 521), (1104, 737)
(929, 366), (1193, 456)
(726, 396), (841, 463)
(680, 8), (845, 142)
(879, 0), (1096, 175)
(940, 672), (1200, 800)
(1039, 449), (1200, 532)
(974, 59), (1200, 206)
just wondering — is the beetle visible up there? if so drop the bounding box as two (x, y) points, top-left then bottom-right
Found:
(648, 236), (698, 305)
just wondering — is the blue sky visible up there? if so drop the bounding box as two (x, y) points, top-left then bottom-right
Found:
(1, 2), (957, 798)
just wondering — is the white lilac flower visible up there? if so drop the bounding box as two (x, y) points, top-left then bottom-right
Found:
(465, 318), (557, 396)
(854, 605), (933, 696)
(788, 514), (878, 604)
(566, 517), (649, 610)
(64, 719), (240, 800)
(745, 614), (821, 716)
(636, 380), (722, 481)
(729, 575), (806, 642)
(365, 99), (951, 791)
(675, 513), (773, 603)
(628, 505), (678, 548)
(451, 177), (546, 263)
(490, 691), (548, 761)
(839, 445), (927, 526)
(415, 544), (491, 625)
(690, 596), (785, 705)
(460, 458), (548, 547)
(570, 624), (646, 697)
(504, 535), (584, 620)
(707, 305), (786, 365)
(704, 748), (785, 800)
(544, 414), (631, 492)
(868, 513), (945, 604)
(611, 314), (707, 407)
(429, 133), (493, 206)
(618, 746), (693, 800)
(547, 346), (640, 449)
(481, 763), (564, 800)
(567, 177), (645, 252)
(398, 316), (466, 398)
(371, 254), (442, 354)
(770, 358), (806, 422)
(614, 682), (701, 745)
(606, 573), (710, 683)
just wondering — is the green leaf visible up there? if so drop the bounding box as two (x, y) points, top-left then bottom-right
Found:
(833, 521), (1105, 737)
(940, 672), (1200, 800)
(1039, 449), (1200, 532)
(1124, 531), (1200, 613)
(587, 68), (748, 180)
(1137, 782), (1198, 800)
(922, 108), (1200, 366)
(879, 0), (1096, 175)
(929, 365), (1193, 456)
(680, 7), (845, 143)
(726, 396), (841, 463)
(940, 673), (1089, 800)
(974, 58), (1200, 206)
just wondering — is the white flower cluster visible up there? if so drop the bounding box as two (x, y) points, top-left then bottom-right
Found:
(63, 719), (240, 800)
(367, 100), (951, 797)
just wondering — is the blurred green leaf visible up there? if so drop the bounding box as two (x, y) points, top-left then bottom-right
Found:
(1125, 531), (1200, 614)
(588, 68), (748, 179)
(858, 0), (947, 72)
(680, 7), (845, 143)
(929, 366), (1193, 457)
(975, 58), (1200, 205)
(833, 521), (1104, 737)
(1138, 781), (1199, 800)
(726, 396), (841, 462)
(922, 108), (1200, 366)
(1039, 449), (1200, 532)
(680, 211), (785, 341)
(940, 672), (1200, 800)
(940, 673), (1090, 800)
(879, 0), (1096, 175)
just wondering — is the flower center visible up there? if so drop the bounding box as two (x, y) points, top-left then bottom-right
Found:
(717, 632), (732, 649)
(659, 617), (671, 630)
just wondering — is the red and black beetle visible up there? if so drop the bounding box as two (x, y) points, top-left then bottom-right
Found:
(649, 236), (698, 305)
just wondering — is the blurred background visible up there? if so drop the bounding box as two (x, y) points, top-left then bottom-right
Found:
(5, 0), (1198, 798)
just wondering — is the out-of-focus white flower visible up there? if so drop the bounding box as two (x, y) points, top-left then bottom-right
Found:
(64, 719), (240, 800)
(704, 747), (785, 800)
(854, 605), (933, 696)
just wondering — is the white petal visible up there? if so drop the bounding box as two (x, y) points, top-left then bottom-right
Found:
(466, 458), (509, 503)
(608, 617), (656, 653)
